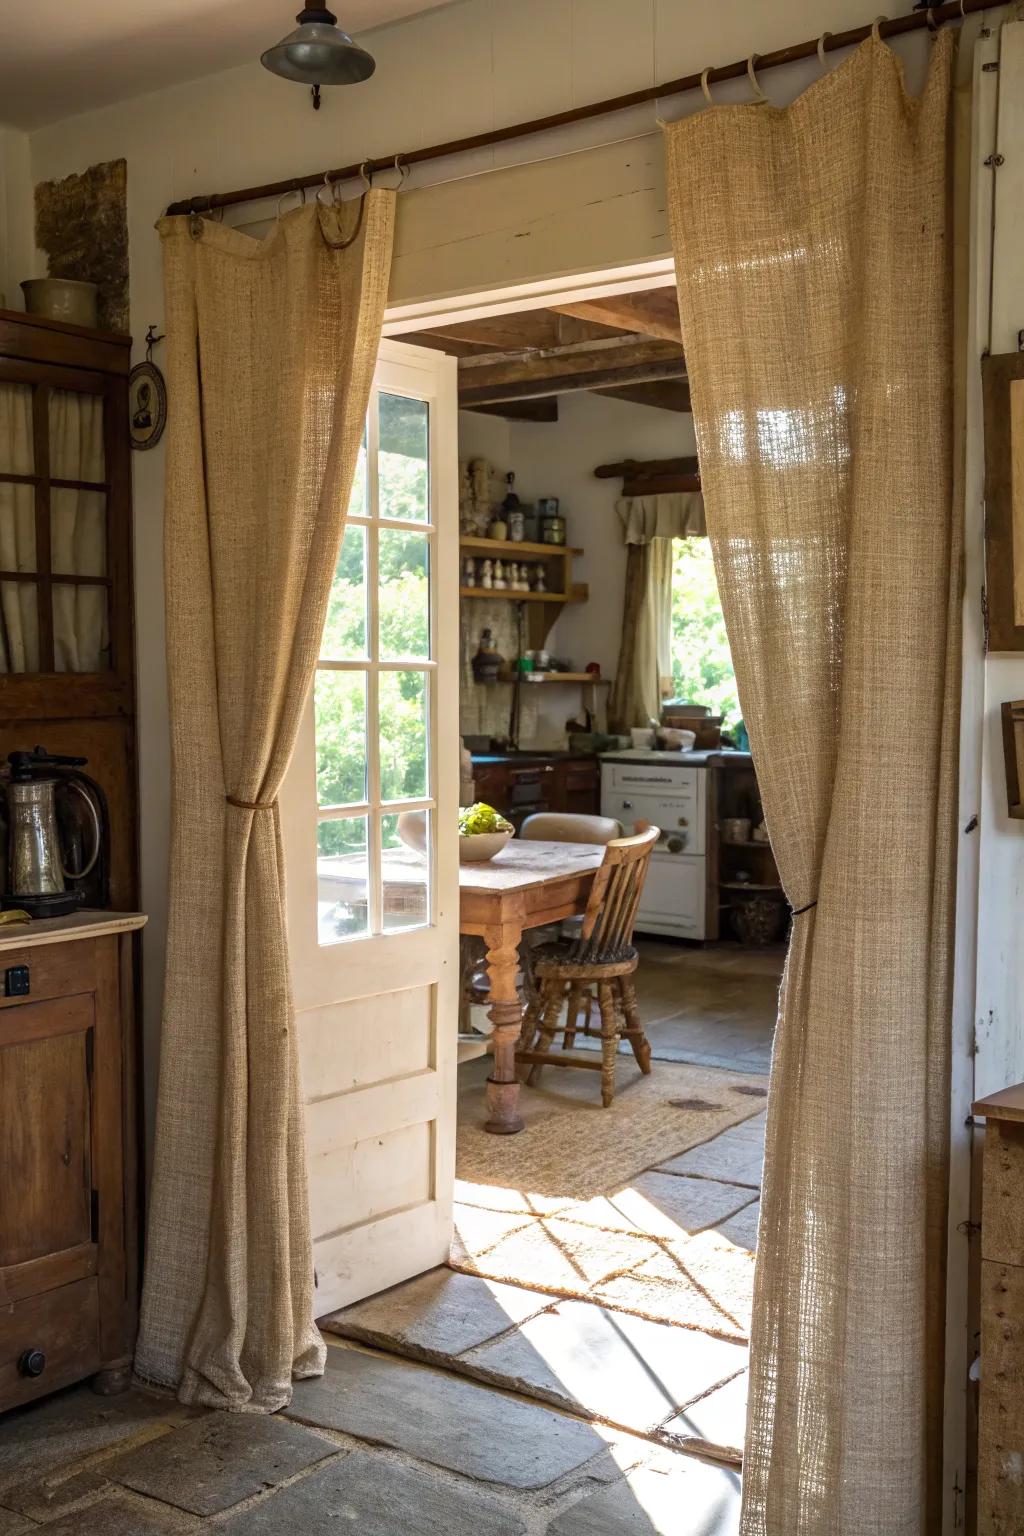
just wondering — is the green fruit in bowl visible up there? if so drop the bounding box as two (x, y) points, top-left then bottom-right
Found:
(459, 802), (513, 837)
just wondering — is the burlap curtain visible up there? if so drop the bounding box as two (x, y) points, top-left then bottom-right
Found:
(135, 194), (395, 1411)
(608, 537), (673, 732)
(665, 33), (958, 1534)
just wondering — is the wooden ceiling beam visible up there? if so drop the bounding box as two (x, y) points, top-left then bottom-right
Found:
(459, 335), (683, 389)
(553, 290), (682, 343)
(592, 380), (692, 413)
(459, 357), (687, 407)
(462, 398), (560, 422)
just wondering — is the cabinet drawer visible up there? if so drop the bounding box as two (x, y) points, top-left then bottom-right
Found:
(0, 939), (96, 1011)
(0, 1277), (100, 1409)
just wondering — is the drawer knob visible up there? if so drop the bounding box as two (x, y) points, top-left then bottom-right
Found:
(18, 1349), (46, 1378)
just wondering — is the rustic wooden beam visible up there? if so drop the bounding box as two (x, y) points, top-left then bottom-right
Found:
(459, 357), (687, 407)
(593, 380), (691, 413)
(553, 290), (682, 343)
(403, 311), (619, 354)
(460, 334), (683, 387)
(595, 455), (700, 479)
(622, 473), (701, 496)
(462, 398), (560, 423)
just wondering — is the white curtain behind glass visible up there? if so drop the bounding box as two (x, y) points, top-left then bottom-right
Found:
(50, 390), (107, 672)
(0, 384), (40, 671)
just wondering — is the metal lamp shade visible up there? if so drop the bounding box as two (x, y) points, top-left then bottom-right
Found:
(261, 7), (375, 86)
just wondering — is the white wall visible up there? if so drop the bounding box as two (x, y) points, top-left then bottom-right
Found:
(0, 127), (31, 309)
(6, 0), (937, 1148)
(507, 392), (697, 682)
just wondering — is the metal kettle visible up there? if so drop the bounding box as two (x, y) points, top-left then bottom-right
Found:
(1, 748), (103, 917)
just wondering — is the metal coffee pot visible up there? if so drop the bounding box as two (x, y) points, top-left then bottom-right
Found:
(1, 748), (103, 917)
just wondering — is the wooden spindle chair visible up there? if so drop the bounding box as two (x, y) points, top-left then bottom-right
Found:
(515, 822), (660, 1107)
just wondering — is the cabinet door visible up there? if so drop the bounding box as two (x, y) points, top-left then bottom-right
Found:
(555, 762), (600, 816)
(0, 991), (99, 1300)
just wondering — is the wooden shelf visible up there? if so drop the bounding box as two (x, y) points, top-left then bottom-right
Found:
(717, 881), (784, 894)
(460, 536), (582, 557)
(496, 671), (612, 685)
(460, 586), (587, 604)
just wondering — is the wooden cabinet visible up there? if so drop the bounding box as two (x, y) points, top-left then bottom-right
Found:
(0, 309), (138, 910)
(0, 913), (145, 1409)
(470, 755), (600, 829)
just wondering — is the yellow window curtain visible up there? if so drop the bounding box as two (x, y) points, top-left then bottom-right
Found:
(608, 492), (697, 732)
(135, 194), (396, 1412)
(664, 32), (958, 1536)
(608, 537), (673, 733)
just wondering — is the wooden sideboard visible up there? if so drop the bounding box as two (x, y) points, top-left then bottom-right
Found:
(0, 912), (146, 1410)
(974, 1083), (1024, 1533)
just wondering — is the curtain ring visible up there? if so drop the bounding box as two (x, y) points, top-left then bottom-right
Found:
(277, 184), (303, 217)
(959, 0), (967, 17)
(817, 31), (832, 69)
(393, 154), (409, 189)
(925, 3), (939, 31)
(700, 66), (714, 104)
(359, 160), (374, 192)
(188, 210), (203, 240)
(871, 15), (888, 43)
(746, 53), (767, 102)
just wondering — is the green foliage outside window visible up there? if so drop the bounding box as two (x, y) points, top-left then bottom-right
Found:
(315, 445), (431, 859)
(669, 537), (741, 728)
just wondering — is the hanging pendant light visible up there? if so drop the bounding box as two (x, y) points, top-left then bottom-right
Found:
(261, 7), (375, 108)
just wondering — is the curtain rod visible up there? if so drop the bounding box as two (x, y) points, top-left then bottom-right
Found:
(165, 0), (986, 217)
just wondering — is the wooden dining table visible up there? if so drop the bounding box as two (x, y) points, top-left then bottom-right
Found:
(459, 839), (605, 1135)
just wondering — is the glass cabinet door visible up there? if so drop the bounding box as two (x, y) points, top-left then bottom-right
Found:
(0, 376), (111, 674)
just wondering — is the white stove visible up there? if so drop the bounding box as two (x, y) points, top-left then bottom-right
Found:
(599, 750), (711, 939)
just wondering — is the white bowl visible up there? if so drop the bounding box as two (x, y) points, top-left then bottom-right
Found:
(458, 830), (512, 863)
(658, 728), (696, 752)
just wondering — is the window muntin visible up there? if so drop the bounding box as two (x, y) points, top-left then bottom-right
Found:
(314, 393), (435, 946)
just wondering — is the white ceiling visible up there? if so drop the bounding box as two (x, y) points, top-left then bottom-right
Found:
(0, 0), (449, 130)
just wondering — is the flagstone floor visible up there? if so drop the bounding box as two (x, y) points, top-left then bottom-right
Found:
(0, 940), (776, 1535)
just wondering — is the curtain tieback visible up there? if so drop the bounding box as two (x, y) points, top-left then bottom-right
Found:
(791, 899), (818, 916)
(226, 795), (277, 812)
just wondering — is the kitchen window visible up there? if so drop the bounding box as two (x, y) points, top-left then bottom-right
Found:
(670, 536), (740, 726)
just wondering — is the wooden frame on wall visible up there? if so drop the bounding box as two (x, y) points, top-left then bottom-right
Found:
(981, 352), (1024, 651)
(1003, 699), (1024, 820)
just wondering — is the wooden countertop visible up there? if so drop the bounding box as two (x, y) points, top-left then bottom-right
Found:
(0, 910), (147, 952)
(973, 1083), (1024, 1123)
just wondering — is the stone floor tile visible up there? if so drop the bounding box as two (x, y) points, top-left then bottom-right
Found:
(659, 1373), (748, 1464)
(0, 1385), (173, 1512)
(218, 1448), (526, 1535)
(547, 1456), (741, 1534)
(285, 1343), (606, 1489)
(322, 1267), (551, 1360)
(42, 1487), (201, 1534)
(655, 1125), (764, 1189)
(626, 1173), (756, 1238)
(104, 1409), (336, 1515)
(716, 1202), (759, 1252)
(0, 1509), (33, 1535)
(464, 1300), (746, 1434)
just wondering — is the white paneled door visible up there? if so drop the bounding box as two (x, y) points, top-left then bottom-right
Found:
(280, 340), (459, 1315)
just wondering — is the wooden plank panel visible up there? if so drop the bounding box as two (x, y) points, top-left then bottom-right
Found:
(297, 985), (432, 1101)
(313, 1198), (448, 1319)
(309, 1120), (432, 1242)
(0, 1008), (93, 1267)
(304, 1070), (442, 1159)
(981, 1120), (1024, 1267)
(978, 1260), (1024, 1534)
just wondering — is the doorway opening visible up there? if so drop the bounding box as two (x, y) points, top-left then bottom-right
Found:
(314, 264), (784, 1494)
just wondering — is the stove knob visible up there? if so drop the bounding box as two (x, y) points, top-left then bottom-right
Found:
(18, 1349), (45, 1378)
(666, 834), (686, 854)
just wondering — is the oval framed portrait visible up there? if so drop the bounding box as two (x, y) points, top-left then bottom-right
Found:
(128, 359), (167, 450)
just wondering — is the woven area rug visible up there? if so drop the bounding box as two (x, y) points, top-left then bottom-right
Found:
(452, 1060), (767, 1343)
